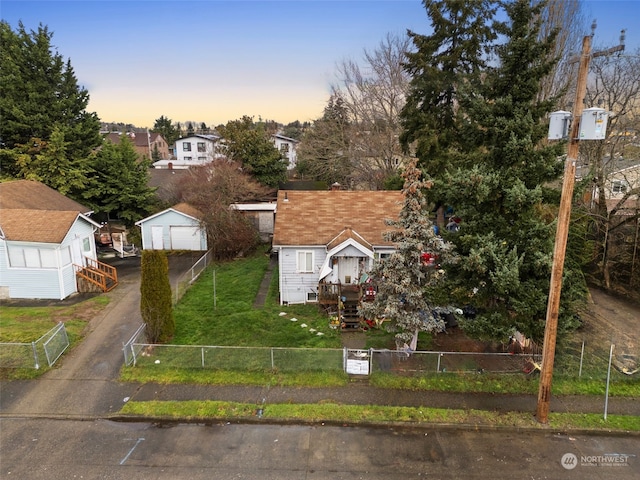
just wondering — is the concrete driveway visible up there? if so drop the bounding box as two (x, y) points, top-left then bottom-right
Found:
(0, 252), (197, 418)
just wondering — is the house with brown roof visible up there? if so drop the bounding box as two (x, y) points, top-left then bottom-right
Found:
(135, 203), (207, 251)
(0, 180), (113, 300)
(271, 188), (403, 307)
(104, 131), (170, 161)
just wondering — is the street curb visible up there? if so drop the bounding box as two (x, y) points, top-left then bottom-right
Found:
(107, 414), (640, 437)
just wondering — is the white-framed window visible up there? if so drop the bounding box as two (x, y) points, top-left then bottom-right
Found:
(612, 180), (628, 194)
(7, 245), (58, 269)
(375, 252), (392, 261)
(307, 291), (318, 302)
(8, 246), (25, 267)
(60, 246), (71, 266)
(40, 249), (57, 268)
(197, 142), (206, 152)
(183, 143), (191, 152)
(296, 251), (314, 273)
(82, 237), (91, 252)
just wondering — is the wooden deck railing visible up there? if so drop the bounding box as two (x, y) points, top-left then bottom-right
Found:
(74, 258), (118, 292)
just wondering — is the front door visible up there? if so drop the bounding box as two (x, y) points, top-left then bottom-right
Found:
(339, 257), (359, 284)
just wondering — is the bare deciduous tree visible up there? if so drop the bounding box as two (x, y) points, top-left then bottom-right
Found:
(331, 33), (412, 189)
(176, 160), (270, 259)
(579, 48), (640, 290)
(536, 0), (587, 105)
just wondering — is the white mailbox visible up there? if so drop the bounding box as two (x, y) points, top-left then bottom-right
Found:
(548, 111), (572, 140)
(579, 107), (609, 140)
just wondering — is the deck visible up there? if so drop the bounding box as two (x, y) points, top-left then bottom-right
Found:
(318, 282), (376, 331)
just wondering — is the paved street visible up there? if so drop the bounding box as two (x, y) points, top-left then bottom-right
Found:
(1, 418), (638, 479)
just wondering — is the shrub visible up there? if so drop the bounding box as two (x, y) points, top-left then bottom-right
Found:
(140, 250), (174, 343)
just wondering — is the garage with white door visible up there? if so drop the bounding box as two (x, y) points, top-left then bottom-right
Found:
(136, 203), (207, 251)
(170, 226), (203, 250)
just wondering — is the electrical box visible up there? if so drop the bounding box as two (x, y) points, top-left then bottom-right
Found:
(548, 111), (572, 140)
(579, 107), (609, 140)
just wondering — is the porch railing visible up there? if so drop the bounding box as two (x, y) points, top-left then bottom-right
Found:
(74, 257), (118, 292)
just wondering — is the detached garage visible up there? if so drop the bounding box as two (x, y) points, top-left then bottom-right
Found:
(136, 203), (207, 251)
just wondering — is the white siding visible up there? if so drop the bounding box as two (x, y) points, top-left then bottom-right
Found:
(138, 210), (206, 251)
(174, 135), (221, 165)
(278, 246), (326, 304)
(0, 216), (96, 299)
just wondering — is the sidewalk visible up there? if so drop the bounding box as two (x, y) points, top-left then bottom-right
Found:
(127, 382), (640, 417)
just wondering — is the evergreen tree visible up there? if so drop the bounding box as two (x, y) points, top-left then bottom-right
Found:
(152, 116), (180, 147)
(140, 250), (174, 344)
(359, 160), (455, 345)
(15, 125), (89, 196)
(151, 143), (161, 162)
(216, 116), (287, 187)
(281, 120), (305, 140)
(0, 21), (101, 178)
(83, 135), (157, 225)
(441, 0), (585, 341)
(400, 0), (497, 176)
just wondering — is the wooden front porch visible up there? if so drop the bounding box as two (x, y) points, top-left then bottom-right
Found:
(74, 258), (118, 293)
(319, 282), (377, 331)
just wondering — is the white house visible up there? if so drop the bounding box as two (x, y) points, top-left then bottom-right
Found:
(169, 134), (223, 168)
(0, 180), (106, 300)
(592, 161), (640, 213)
(271, 134), (299, 170)
(136, 203), (207, 251)
(271, 189), (402, 305)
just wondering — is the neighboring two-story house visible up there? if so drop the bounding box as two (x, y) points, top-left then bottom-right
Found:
(585, 160), (640, 213)
(166, 134), (223, 169)
(104, 131), (170, 162)
(271, 134), (299, 171)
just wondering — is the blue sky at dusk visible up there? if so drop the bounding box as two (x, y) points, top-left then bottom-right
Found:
(2, 0), (638, 128)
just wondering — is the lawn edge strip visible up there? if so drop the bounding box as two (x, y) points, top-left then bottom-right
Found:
(117, 400), (640, 433)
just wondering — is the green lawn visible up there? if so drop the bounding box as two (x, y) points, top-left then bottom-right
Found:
(0, 296), (110, 379)
(120, 399), (640, 432)
(171, 249), (341, 349)
(2, 248), (638, 400)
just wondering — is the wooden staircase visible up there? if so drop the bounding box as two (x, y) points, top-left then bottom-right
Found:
(339, 285), (362, 331)
(319, 281), (379, 331)
(75, 258), (118, 293)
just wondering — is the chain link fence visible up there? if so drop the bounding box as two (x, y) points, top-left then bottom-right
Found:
(123, 324), (545, 375)
(125, 344), (344, 373)
(370, 349), (542, 375)
(122, 322), (638, 380)
(173, 250), (213, 305)
(0, 322), (69, 369)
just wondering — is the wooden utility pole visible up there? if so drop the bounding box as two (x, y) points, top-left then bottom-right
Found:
(536, 34), (592, 424)
(536, 29), (625, 424)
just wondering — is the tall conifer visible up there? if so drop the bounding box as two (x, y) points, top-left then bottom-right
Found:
(359, 160), (454, 345)
(443, 0), (585, 341)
